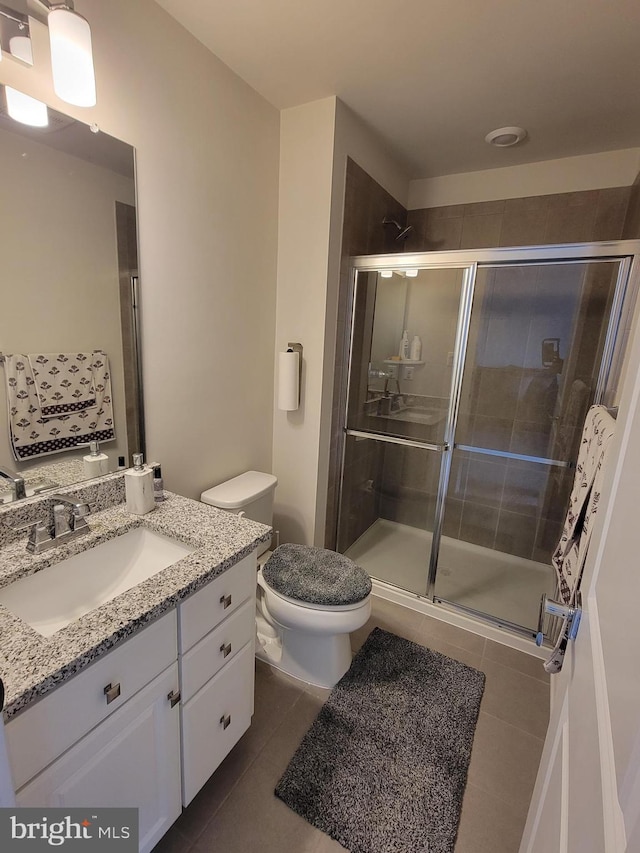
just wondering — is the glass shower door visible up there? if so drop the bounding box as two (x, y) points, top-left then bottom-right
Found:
(338, 264), (473, 595)
(435, 259), (626, 629)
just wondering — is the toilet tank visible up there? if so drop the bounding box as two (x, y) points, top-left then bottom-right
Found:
(201, 472), (277, 554)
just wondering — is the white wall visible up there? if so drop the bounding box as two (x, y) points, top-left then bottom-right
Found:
(0, 127), (134, 473)
(409, 148), (640, 209)
(272, 97), (410, 545)
(0, 0), (280, 499)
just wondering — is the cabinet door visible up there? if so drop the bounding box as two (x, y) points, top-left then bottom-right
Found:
(16, 664), (181, 853)
(7, 610), (177, 790)
(181, 642), (254, 806)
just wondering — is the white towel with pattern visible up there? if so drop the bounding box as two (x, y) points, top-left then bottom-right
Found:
(28, 352), (97, 418)
(4, 352), (115, 461)
(545, 405), (615, 673)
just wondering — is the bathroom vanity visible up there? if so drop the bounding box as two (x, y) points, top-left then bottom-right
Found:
(0, 478), (270, 852)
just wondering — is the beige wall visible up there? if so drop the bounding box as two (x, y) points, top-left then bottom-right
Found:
(272, 98), (337, 545)
(272, 97), (409, 546)
(0, 127), (134, 472)
(0, 0), (280, 499)
(408, 148), (640, 209)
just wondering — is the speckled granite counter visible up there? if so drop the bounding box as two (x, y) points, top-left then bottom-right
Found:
(0, 491), (271, 720)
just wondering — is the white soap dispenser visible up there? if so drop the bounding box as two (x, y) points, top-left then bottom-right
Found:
(83, 440), (109, 477)
(125, 453), (155, 515)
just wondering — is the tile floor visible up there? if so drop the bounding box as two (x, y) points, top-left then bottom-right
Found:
(156, 597), (550, 853)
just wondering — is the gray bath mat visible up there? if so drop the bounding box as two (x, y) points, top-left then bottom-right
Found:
(275, 627), (485, 853)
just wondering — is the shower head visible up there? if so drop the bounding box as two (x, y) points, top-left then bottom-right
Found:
(395, 225), (414, 241)
(382, 217), (414, 241)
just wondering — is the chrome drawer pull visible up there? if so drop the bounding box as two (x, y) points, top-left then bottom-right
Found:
(220, 642), (232, 658)
(220, 594), (232, 609)
(167, 690), (181, 709)
(220, 714), (231, 730)
(104, 682), (121, 705)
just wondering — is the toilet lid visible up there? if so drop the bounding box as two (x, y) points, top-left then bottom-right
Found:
(262, 544), (372, 607)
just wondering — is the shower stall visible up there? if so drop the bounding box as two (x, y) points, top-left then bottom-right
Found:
(336, 242), (640, 636)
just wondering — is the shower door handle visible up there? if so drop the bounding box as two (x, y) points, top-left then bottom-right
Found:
(345, 429), (449, 452)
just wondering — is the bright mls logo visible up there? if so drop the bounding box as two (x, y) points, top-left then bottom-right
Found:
(0, 808), (138, 850)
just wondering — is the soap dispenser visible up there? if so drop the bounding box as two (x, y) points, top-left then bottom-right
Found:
(125, 453), (155, 515)
(83, 440), (109, 477)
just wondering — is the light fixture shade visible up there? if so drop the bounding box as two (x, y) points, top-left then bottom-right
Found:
(9, 35), (34, 65)
(5, 86), (49, 127)
(48, 8), (96, 107)
(6, 37), (48, 127)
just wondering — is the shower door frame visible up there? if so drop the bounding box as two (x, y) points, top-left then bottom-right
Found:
(338, 240), (640, 634)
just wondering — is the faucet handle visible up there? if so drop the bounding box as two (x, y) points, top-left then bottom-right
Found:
(7, 518), (53, 553)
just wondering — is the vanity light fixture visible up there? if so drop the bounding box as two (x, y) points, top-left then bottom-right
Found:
(405, 269), (419, 278)
(0, 1), (96, 109)
(379, 270), (394, 278)
(5, 36), (49, 127)
(45, 3), (96, 107)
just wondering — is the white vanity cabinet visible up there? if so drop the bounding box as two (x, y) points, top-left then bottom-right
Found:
(3, 547), (258, 850)
(6, 611), (181, 853)
(178, 550), (256, 805)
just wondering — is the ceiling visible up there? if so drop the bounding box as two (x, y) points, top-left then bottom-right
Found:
(154, 0), (640, 180)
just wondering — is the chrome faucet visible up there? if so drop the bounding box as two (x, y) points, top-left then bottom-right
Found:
(47, 495), (92, 538)
(7, 495), (92, 554)
(0, 466), (26, 501)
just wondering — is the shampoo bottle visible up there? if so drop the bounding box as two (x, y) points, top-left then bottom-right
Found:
(83, 440), (109, 477)
(125, 453), (155, 515)
(399, 330), (409, 359)
(410, 335), (422, 361)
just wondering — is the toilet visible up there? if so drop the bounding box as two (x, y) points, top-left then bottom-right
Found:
(201, 471), (372, 688)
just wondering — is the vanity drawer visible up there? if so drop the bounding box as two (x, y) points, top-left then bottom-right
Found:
(180, 599), (254, 702)
(178, 552), (255, 653)
(181, 640), (254, 806)
(7, 610), (177, 790)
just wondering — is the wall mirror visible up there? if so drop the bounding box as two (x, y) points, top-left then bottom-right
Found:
(0, 85), (144, 501)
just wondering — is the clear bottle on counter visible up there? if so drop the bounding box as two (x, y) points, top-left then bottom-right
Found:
(153, 464), (165, 502)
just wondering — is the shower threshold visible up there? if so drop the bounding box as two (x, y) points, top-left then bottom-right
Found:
(344, 518), (555, 632)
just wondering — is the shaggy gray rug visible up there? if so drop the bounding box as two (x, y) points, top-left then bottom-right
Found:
(275, 628), (485, 853)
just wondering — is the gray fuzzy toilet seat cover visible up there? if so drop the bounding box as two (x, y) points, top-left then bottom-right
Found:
(263, 544), (372, 606)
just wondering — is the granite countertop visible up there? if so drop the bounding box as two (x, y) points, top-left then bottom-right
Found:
(0, 491), (271, 720)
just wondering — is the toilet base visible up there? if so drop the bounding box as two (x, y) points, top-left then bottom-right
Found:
(255, 627), (353, 689)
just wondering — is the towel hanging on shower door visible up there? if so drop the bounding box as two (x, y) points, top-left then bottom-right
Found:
(545, 405), (616, 673)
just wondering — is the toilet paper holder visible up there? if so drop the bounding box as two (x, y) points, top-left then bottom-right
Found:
(287, 342), (303, 407)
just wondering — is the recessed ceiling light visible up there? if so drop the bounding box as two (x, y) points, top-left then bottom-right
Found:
(485, 126), (527, 147)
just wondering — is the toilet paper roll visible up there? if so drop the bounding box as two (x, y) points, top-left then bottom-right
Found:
(278, 350), (300, 411)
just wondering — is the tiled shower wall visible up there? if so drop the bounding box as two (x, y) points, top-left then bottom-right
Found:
(326, 161), (640, 551)
(326, 160), (406, 549)
(405, 187), (636, 252)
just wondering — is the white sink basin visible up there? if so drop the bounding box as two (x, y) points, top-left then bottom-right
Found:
(0, 528), (195, 637)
